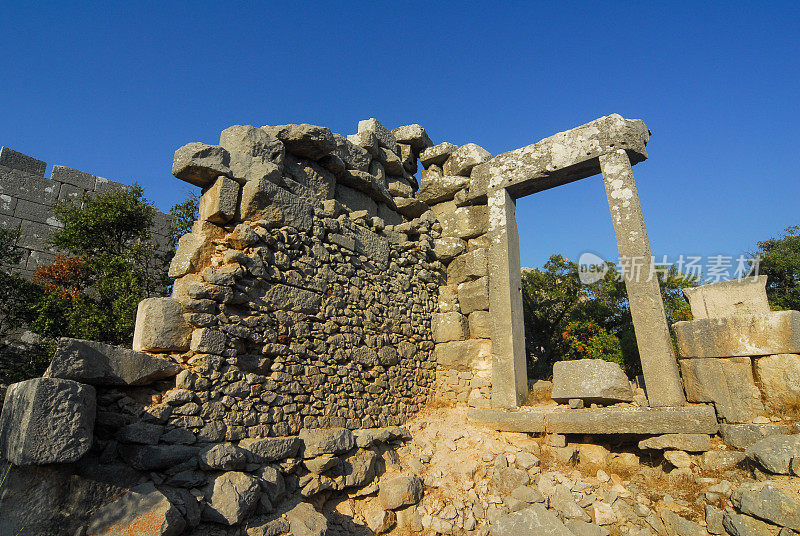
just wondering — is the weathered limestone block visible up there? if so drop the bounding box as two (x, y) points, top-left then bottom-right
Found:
(754, 354), (800, 412)
(358, 118), (398, 155)
(392, 124), (433, 153)
(732, 481), (800, 530)
(418, 171), (469, 205)
(285, 502), (330, 536)
(191, 327), (227, 355)
(378, 473), (423, 510)
(0, 377), (95, 465)
(119, 444), (198, 471)
(393, 197), (427, 219)
(260, 124), (336, 160)
(87, 483), (185, 536)
(720, 423), (790, 450)
(133, 297), (192, 353)
(469, 310), (492, 339)
(335, 184), (378, 217)
(745, 434), (800, 474)
(637, 434), (711, 452)
(377, 203), (403, 226)
(398, 143), (417, 174)
(684, 276), (770, 319)
(220, 124), (284, 162)
(458, 276), (489, 315)
(239, 436), (302, 462)
(240, 173), (314, 231)
(332, 133), (371, 172)
(203, 471), (261, 525)
(434, 339), (491, 372)
(284, 155), (336, 203)
(347, 130), (380, 156)
(48, 337), (181, 385)
(0, 146), (46, 175)
(433, 236), (465, 263)
(199, 175), (240, 224)
(172, 143), (232, 187)
(420, 142), (458, 168)
(443, 143), (492, 176)
(438, 205), (488, 239)
(680, 357), (765, 423)
(432, 312), (469, 342)
(377, 146), (404, 176)
(493, 504), (573, 536)
(551, 359), (633, 404)
(169, 220), (228, 278)
(387, 178), (413, 197)
(299, 427), (355, 457)
(438, 285), (460, 313)
(673, 311), (800, 358)
(447, 248), (488, 285)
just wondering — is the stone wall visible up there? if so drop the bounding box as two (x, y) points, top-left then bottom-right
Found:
(0, 145), (172, 277)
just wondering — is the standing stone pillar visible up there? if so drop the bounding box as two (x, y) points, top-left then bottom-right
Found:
(599, 149), (685, 407)
(487, 187), (528, 407)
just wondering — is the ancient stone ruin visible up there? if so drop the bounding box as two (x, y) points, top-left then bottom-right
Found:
(2, 116), (800, 536)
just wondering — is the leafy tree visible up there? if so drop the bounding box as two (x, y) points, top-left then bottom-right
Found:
(30, 186), (170, 345)
(755, 225), (800, 311)
(169, 192), (198, 248)
(522, 254), (696, 378)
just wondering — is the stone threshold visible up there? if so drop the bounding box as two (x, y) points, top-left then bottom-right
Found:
(467, 405), (719, 435)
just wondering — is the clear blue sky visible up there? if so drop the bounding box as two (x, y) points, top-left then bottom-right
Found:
(2, 1), (798, 273)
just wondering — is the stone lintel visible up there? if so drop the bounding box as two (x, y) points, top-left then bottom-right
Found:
(485, 114), (650, 199)
(467, 405), (719, 435)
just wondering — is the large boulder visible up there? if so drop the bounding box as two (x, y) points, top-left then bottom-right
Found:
(47, 337), (181, 386)
(87, 483), (186, 536)
(420, 142), (458, 168)
(443, 143), (492, 176)
(392, 124), (433, 153)
(720, 423), (790, 450)
(357, 118), (398, 154)
(0, 377), (95, 465)
(219, 124), (285, 165)
(118, 444), (197, 471)
(285, 502), (329, 536)
(203, 471), (261, 525)
(551, 359), (633, 404)
(746, 434), (800, 474)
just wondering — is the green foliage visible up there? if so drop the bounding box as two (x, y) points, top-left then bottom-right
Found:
(522, 254), (697, 379)
(755, 225), (800, 311)
(169, 193), (198, 248)
(29, 186), (170, 345)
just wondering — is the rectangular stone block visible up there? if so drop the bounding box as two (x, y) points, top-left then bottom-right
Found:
(0, 193), (16, 216)
(438, 205), (488, 239)
(335, 184), (378, 218)
(17, 220), (57, 252)
(673, 311), (800, 358)
(349, 224), (389, 268)
(467, 405), (719, 435)
(754, 354), (800, 412)
(0, 377), (95, 465)
(680, 357), (765, 423)
(93, 176), (129, 195)
(0, 147), (46, 176)
(241, 176), (314, 232)
(58, 182), (86, 203)
(14, 199), (59, 224)
(133, 298), (193, 353)
(51, 165), (97, 190)
(258, 283), (323, 315)
(467, 311), (492, 339)
(458, 276), (489, 314)
(684, 276), (770, 319)
(0, 168), (60, 204)
(447, 248), (488, 285)
(199, 175), (240, 224)
(434, 339), (491, 372)
(432, 312), (469, 343)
